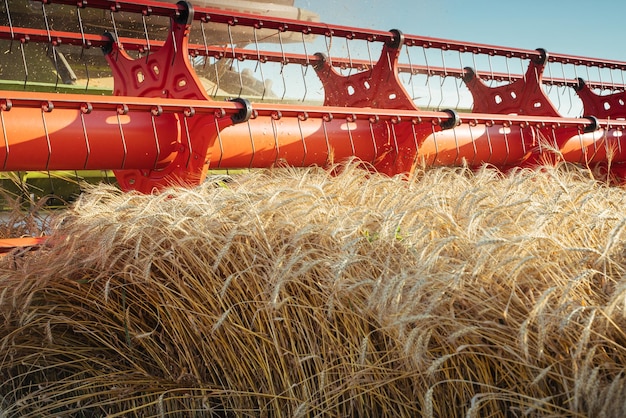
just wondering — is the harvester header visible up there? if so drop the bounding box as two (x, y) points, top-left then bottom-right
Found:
(1, 0), (625, 194)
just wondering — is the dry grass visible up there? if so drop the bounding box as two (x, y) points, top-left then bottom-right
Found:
(1, 162), (626, 416)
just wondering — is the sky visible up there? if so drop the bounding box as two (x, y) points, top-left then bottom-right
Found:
(295, 0), (626, 62)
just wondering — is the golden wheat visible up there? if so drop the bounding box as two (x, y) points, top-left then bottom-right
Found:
(1, 163), (626, 416)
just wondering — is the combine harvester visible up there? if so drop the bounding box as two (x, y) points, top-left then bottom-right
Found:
(1, 0), (626, 245)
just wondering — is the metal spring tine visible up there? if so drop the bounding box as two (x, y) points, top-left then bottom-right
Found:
(502, 123), (511, 166)
(546, 60), (554, 96)
(116, 105), (128, 169)
(431, 123), (439, 165)
(40, 103), (52, 172)
(324, 28), (333, 68)
(346, 115), (356, 156)
(456, 50), (464, 109)
(278, 29), (287, 100)
(20, 40), (29, 88)
(79, 104), (91, 169)
(227, 23), (243, 97)
(4, 0), (14, 50)
(345, 37), (353, 77)
(200, 18), (209, 68)
(297, 114), (307, 166)
(270, 113), (280, 165)
(505, 55), (512, 83)
(366, 37), (373, 76)
(437, 49), (447, 109)
(485, 122), (493, 163)
(76, 7), (86, 58)
(150, 107), (161, 170)
(487, 54), (494, 87)
(552, 62), (561, 112)
(564, 63), (575, 115)
(247, 120), (255, 169)
(520, 124), (527, 156)
(212, 58), (220, 97)
(451, 124), (459, 164)
(390, 120), (399, 166)
(576, 128), (587, 165)
(76, 7), (91, 91)
(183, 108), (193, 168)
(405, 44), (417, 101)
(300, 32), (309, 102)
(409, 122), (418, 167)
(321, 114), (332, 165)
(141, 13), (151, 61)
(253, 26), (267, 100)
(597, 65), (604, 92)
(370, 117), (379, 162)
(423, 47), (433, 109)
(586, 66), (592, 89)
(0, 105), (9, 171)
(468, 122), (477, 166)
(41, 2), (61, 89)
(215, 118), (224, 168)
(109, 9), (121, 51)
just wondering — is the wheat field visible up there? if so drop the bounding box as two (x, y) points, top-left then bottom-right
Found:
(1, 163), (626, 416)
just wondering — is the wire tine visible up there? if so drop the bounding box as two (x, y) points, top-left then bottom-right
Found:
(345, 37), (353, 77)
(212, 58), (221, 97)
(485, 122), (494, 163)
(79, 107), (91, 169)
(324, 28), (333, 68)
(0, 107), (9, 171)
(142, 13), (151, 61)
(456, 50), (465, 109)
(215, 117), (224, 168)
(41, 1), (61, 89)
(76, 7), (87, 58)
(278, 29), (287, 100)
(423, 47), (433, 109)
(502, 123), (510, 166)
(366, 40), (373, 77)
(431, 123), (439, 166)
(200, 19), (209, 68)
(246, 120), (255, 169)
(116, 107), (128, 169)
(451, 124), (460, 164)
(150, 111), (161, 170)
(4, 0), (14, 50)
(467, 122), (477, 166)
(270, 114), (280, 165)
(20, 41), (29, 88)
(321, 115), (332, 165)
(183, 110), (193, 168)
(346, 115), (356, 156)
(41, 108), (52, 172)
(297, 115), (307, 166)
(253, 26), (267, 100)
(109, 9), (121, 55)
(300, 32), (309, 102)
(437, 49), (447, 109)
(369, 117), (379, 162)
(405, 44), (418, 101)
(390, 122), (399, 166)
(227, 24), (243, 97)
(597, 65), (604, 91)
